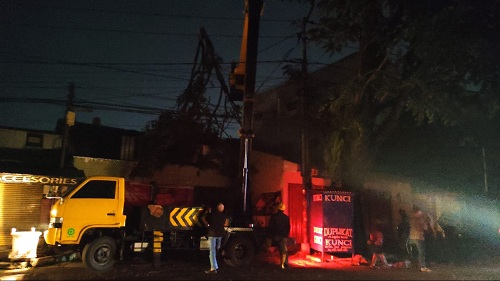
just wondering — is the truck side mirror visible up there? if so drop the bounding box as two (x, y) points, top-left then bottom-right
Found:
(45, 185), (62, 199)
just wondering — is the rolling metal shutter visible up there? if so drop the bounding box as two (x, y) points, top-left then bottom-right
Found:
(0, 183), (43, 247)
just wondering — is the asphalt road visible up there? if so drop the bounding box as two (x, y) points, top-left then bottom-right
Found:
(2, 250), (499, 280)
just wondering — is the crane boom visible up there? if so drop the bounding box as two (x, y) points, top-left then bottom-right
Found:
(234, 0), (264, 218)
(229, 1), (250, 102)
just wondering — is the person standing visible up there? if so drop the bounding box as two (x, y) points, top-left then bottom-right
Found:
(397, 209), (410, 257)
(268, 202), (290, 269)
(408, 205), (432, 272)
(425, 212), (446, 264)
(367, 222), (391, 268)
(202, 202), (228, 274)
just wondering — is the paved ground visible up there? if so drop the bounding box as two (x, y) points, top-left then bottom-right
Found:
(1, 249), (499, 280)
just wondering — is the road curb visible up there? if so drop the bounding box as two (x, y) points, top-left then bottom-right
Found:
(0, 251), (79, 269)
(31, 251), (80, 267)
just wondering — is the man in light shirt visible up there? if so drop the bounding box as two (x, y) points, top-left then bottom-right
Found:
(408, 205), (444, 272)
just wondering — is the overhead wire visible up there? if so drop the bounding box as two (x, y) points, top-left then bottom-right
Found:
(256, 33), (300, 93)
(0, 1), (323, 131)
(0, 96), (241, 124)
(0, 21), (292, 39)
(1, 1), (293, 23)
(0, 51), (192, 81)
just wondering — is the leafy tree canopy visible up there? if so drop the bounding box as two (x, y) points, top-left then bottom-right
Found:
(130, 28), (240, 179)
(286, 0), (500, 183)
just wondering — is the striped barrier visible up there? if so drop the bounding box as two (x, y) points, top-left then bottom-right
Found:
(169, 207), (204, 228)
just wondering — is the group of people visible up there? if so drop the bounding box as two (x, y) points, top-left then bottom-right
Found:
(368, 205), (445, 272)
(200, 201), (291, 274)
(204, 201), (445, 274)
(143, 193), (443, 274)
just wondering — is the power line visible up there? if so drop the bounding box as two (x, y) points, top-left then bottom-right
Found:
(0, 59), (330, 67)
(0, 52), (193, 81)
(0, 96), (242, 123)
(1, 2), (294, 23)
(0, 22), (292, 39)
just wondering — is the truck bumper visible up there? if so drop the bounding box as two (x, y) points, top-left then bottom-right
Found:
(44, 228), (60, 245)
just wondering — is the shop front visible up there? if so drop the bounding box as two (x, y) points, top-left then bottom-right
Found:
(0, 173), (82, 255)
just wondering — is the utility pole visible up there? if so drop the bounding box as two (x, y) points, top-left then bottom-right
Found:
(60, 82), (75, 170)
(300, 16), (311, 191)
(299, 3), (315, 252)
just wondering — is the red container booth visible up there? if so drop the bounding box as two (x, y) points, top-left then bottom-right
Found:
(309, 190), (354, 256)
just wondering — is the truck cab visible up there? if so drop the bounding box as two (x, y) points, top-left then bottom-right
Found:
(45, 177), (126, 245)
(44, 177), (127, 272)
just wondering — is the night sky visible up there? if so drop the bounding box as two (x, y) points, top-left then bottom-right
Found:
(0, 0), (347, 135)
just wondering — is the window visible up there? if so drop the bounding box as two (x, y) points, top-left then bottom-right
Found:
(26, 133), (43, 148)
(71, 180), (116, 199)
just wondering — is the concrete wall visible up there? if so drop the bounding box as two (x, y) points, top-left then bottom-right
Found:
(363, 174), (413, 228)
(361, 173), (412, 249)
(74, 156), (230, 188)
(249, 150), (298, 204)
(152, 165), (229, 187)
(73, 156), (136, 178)
(0, 128), (61, 149)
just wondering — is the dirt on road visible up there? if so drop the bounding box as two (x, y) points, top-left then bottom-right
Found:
(3, 250), (500, 280)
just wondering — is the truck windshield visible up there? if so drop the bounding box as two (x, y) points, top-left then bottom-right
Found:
(60, 177), (87, 198)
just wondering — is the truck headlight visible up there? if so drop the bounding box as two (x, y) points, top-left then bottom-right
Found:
(49, 217), (63, 228)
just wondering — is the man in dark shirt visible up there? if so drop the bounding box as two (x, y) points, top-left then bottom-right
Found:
(268, 202), (290, 269)
(202, 202), (228, 274)
(397, 209), (410, 257)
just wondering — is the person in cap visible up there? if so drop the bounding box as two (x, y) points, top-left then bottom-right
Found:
(268, 202), (291, 269)
(202, 202), (228, 274)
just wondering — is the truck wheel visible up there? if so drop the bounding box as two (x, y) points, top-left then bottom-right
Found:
(223, 236), (255, 267)
(82, 236), (117, 273)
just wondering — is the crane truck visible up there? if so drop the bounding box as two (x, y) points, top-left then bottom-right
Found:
(43, 176), (259, 272)
(43, 0), (266, 272)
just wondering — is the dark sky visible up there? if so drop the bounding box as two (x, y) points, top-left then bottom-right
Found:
(0, 0), (350, 135)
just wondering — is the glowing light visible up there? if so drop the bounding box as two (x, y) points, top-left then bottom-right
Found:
(9, 230), (42, 259)
(287, 254), (358, 268)
(0, 182), (4, 241)
(1, 273), (26, 281)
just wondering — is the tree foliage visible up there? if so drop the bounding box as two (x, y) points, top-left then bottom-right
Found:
(130, 112), (215, 178)
(288, 0), (500, 183)
(130, 28), (241, 179)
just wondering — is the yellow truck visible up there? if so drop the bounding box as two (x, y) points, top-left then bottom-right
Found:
(44, 176), (258, 272)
